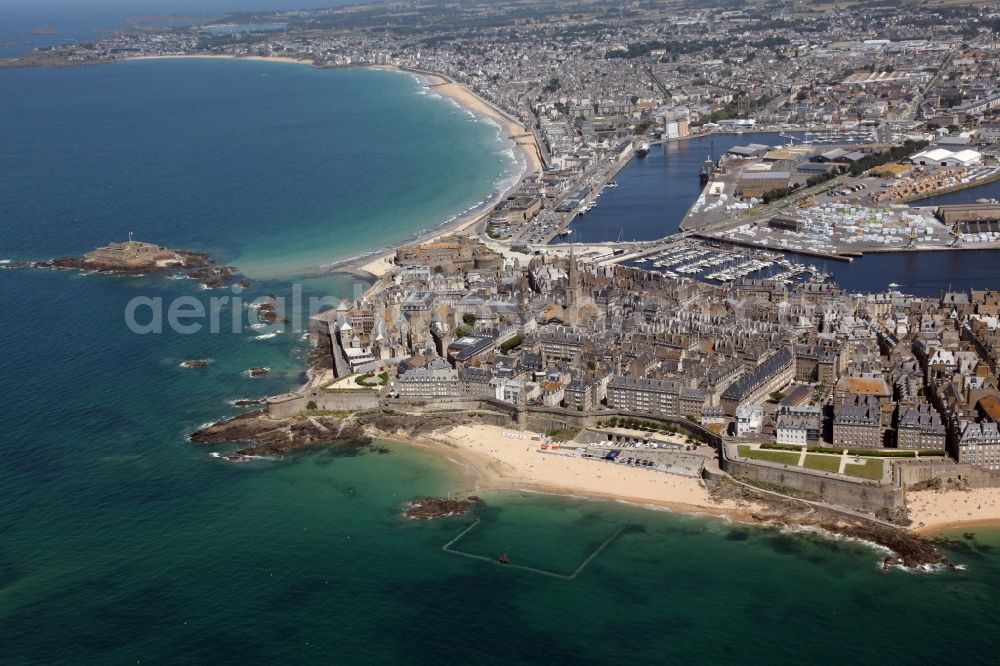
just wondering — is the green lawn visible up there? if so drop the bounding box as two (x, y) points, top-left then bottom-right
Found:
(738, 445), (800, 465)
(802, 454), (842, 473)
(547, 428), (580, 442)
(844, 458), (884, 480)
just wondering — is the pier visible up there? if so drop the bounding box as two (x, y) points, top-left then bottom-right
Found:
(519, 142), (638, 245)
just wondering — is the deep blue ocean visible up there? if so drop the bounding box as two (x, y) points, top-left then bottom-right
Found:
(2, 60), (1000, 664)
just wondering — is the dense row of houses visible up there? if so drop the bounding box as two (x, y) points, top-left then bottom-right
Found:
(306, 231), (1000, 471)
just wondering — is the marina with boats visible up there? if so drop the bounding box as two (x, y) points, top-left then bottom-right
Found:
(798, 128), (881, 144)
(547, 132), (1000, 295)
(576, 180), (619, 216)
(633, 239), (831, 285)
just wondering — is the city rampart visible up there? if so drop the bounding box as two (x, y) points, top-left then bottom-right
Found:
(722, 444), (904, 512)
(266, 388), (380, 418)
(896, 459), (1000, 489)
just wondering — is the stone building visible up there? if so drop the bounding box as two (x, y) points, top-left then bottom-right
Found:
(607, 376), (683, 417)
(394, 236), (501, 272)
(397, 367), (461, 400)
(956, 422), (1000, 470)
(833, 394), (883, 449)
(720, 347), (795, 416)
(896, 404), (946, 450)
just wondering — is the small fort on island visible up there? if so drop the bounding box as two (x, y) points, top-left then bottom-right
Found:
(16, 235), (214, 274)
(83, 238), (189, 269)
(8, 236), (247, 288)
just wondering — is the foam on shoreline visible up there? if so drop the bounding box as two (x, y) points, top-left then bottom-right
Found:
(294, 63), (538, 278)
(121, 56), (536, 281)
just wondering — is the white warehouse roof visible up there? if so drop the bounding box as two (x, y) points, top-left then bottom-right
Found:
(910, 148), (982, 166)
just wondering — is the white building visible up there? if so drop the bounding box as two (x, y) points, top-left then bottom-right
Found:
(775, 406), (822, 446)
(735, 405), (764, 437)
(776, 419), (808, 446)
(910, 148), (982, 167)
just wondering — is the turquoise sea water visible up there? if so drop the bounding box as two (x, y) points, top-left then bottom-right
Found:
(2, 60), (1000, 664)
(0, 59), (514, 278)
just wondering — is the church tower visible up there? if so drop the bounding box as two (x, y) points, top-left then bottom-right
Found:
(566, 246), (581, 326)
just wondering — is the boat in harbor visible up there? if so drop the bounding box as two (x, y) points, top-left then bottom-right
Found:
(635, 142), (650, 158)
(699, 154), (714, 186)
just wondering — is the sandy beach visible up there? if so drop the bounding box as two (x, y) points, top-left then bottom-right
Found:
(386, 422), (1000, 537)
(128, 54), (314, 66)
(407, 69), (544, 174)
(345, 66), (544, 279)
(388, 423), (761, 521)
(907, 488), (1000, 534)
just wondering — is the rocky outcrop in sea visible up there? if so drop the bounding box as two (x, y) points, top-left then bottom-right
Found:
(190, 410), (371, 458)
(5, 249), (249, 288)
(404, 496), (479, 519)
(711, 479), (953, 570)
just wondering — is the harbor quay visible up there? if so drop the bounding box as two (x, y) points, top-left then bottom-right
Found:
(677, 138), (1000, 260)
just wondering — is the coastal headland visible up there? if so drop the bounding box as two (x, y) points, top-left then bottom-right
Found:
(9, 4), (1000, 659)
(190, 409), (970, 568)
(16, 56), (994, 555)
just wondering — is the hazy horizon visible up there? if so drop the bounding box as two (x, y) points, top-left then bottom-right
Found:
(0, 0), (368, 19)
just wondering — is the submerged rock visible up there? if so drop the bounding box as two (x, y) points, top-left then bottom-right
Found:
(187, 265), (249, 289)
(180, 359), (211, 369)
(404, 497), (477, 520)
(231, 398), (265, 407)
(255, 301), (289, 324)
